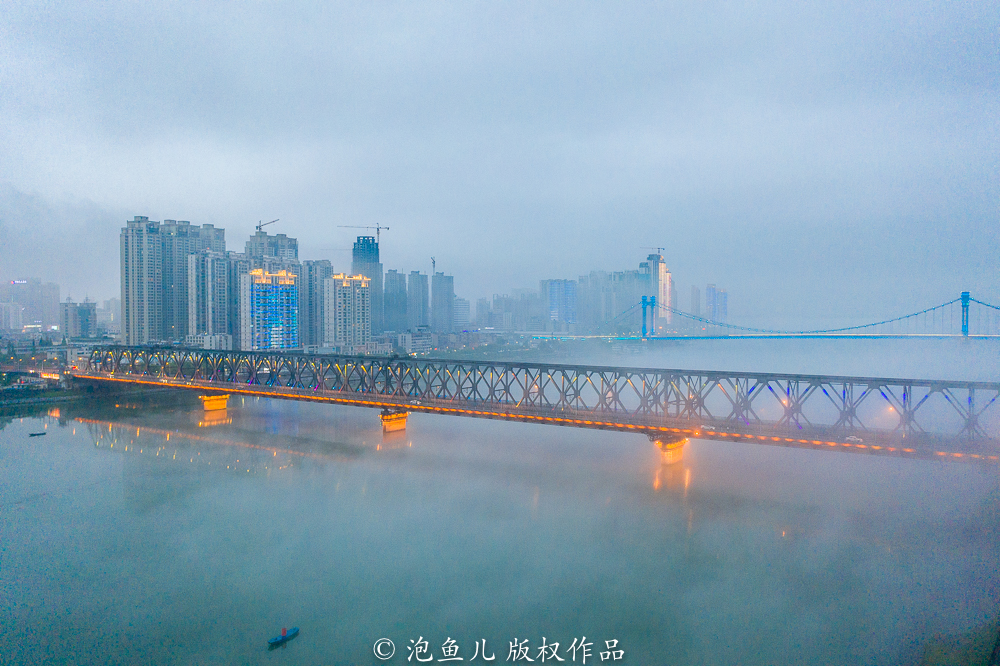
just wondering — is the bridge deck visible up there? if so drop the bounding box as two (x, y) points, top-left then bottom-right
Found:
(74, 346), (1000, 463)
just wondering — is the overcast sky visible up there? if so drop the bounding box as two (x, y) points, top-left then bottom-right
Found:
(0, 1), (996, 324)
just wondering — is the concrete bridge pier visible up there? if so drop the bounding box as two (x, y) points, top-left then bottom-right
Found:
(380, 409), (409, 433)
(199, 394), (229, 411)
(650, 434), (688, 465)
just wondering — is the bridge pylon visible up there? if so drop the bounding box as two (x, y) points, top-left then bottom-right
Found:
(650, 433), (687, 465)
(961, 291), (970, 337)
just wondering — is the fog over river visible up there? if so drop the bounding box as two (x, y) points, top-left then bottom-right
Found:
(2, 339), (998, 665)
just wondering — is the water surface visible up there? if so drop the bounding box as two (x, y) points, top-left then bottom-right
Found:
(3, 339), (999, 664)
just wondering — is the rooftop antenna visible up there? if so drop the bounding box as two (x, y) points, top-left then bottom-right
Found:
(338, 224), (390, 243)
(256, 219), (279, 232)
(431, 257), (436, 273)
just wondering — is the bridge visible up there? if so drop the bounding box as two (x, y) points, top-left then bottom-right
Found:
(586, 291), (1000, 339)
(71, 346), (1000, 464)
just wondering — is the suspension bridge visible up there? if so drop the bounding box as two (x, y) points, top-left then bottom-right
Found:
(71, 345), (1000, 464)
(586, 291), (1000, 339)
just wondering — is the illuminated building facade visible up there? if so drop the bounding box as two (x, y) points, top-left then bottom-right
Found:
(239, 269), (299, 350)
(324, 274), (371, 353)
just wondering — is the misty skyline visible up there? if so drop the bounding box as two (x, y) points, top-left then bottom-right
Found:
(1, 2), (997, 325)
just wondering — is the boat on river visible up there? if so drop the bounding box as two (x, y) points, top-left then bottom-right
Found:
(28, 432), (46, 437)
(268, 627), (299, 647)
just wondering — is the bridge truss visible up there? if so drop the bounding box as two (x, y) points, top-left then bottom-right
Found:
(77, 346), (1000, 461)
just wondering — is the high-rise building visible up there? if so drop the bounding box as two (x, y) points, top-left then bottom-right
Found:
(407, 271), (429, 330)
(351, 236), (383, 334)
(453, 297), (470, 331)
(0, 302), (23, 331)
(691, 286), (701, 317)
(160, 220), (225, 342)
(239, 269), (298, 350)
(60, 297), (97, 339)
(96, 298), (121, 335)
(121, 217), (163, 344)
(717, 289), (728, 323)
(245, 231), (298, 262)
(230, 230), (302, 350)
(41, 282), (60, 331)
(640, 253), (672, 329)
(576, 269), (647, 334)
(540, 279), (577, 327)
(324, 274), (371, 353)
(300, 260), (335, 347)
(120, 217), (225, 344)
(226, 251), (251, 348)
(188, 250), (229, 341)
(2, 278), (61, 331)
(60, 298), (79, 339)
(705, 284), (718, 322)
(431, 272), (455, 333)
(475, 298), (491, 327)
(383, 269), (408, 333)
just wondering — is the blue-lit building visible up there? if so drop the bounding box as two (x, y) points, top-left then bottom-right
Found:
(239, 268), (299, 350)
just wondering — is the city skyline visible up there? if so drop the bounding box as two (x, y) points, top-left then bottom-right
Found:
(1, 3), (996, 325)
(103, 214), (726, 348)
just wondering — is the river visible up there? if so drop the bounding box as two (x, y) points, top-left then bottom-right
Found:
(1, 339), (998, 665)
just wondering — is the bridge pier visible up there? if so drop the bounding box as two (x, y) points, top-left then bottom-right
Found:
(380, 409), (409, 433)
(650, 434), (687, 465)
(199, 394), (229, 411)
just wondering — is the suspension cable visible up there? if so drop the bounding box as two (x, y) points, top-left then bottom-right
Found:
(652, 298), (962, 335)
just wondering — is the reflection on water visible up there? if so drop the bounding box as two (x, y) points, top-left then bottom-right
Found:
(0, 391), (998, 666)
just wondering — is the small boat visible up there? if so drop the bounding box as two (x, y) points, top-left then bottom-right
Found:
(268, 627), (299, 647)
(28, 432), (46, 437)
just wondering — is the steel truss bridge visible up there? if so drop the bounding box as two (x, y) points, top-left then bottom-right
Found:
(72, 346), (1000, 463)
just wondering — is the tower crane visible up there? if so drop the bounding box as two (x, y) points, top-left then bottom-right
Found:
(338, 224), (390, 243)
(431, 257), (436, 273)
(641, 246), (666, 256)
(256, 219), (279, 232)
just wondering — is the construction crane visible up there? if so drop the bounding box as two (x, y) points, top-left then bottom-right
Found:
(431, 257), (436, 273)
(641, 246), (666, 256)
(338, 224), (390, 243)
(256, 219), (279, 232)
